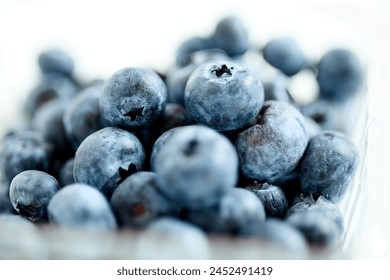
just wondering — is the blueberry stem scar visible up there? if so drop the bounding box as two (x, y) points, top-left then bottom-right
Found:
(123, 106), (145, 121)
(211, 64), (233, 77)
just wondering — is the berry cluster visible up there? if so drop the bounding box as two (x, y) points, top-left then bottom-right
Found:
(0, 16), (363, 258)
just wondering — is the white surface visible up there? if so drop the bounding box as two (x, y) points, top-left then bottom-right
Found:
(0, 0), (389, 258)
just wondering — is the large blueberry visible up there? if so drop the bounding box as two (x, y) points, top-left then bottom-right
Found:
(235, 100), (308, 182)
(211, 16), (249, 57)
(262, 37), (307, 76)
(9, 170), (59, 222)
(299, 130), (359, 203)
(99, 67), (167, 129)
(156, 125), (238, 209)
(185, 187), (265, 234)
(63, 83), (103, 150)
(110, 172), (178, 228)
(185, 61), (264, 131)
(73, 127), (145, 197)
(317, 49), (363, 101)
(47, 183), (117, 230)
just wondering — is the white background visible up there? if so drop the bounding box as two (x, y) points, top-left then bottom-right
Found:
(0, 0), (389, 259)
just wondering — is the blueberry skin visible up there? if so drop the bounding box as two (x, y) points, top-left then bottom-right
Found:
(317, 49), (363, 101)
(150, 127), (182, 172)
(156, 125), (238, 209)
(262, 37), (307, 76)
(212, 16), (249, 57)
(286, 195), (344, 237)
(286, 211), (340, 247)
(299, 130), (359, 203)
(186, 187), (265, 234)
(185, 61), (264, 131)
(9, 170), (60, 222)
(73, 127), (145, 197)
(136, 217), (209, 259)
(63, 84), (103, 150)
(110, 172), (178, 228)
(47, 183), (117, 230)
(58, 157), (75, 187)
(38, 49), (74, 76)
(0, 130), (53, 183)
(235, 100), (308, 182)
(166, 64), (197, 105)
(239, 218), (308, 253)
(246, 182), (288, 218)
(100, 67), (167, 129)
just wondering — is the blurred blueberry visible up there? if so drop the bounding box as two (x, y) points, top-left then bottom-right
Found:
(38, 48), (75, 76)
(9, 170), (59, 222)
(235, 100), (308, 182)
(263, 76), (294, 103)
(156, 125), (238, 209)
(100, 67), (167, 129)
(185, 61), (264, 131)
(300, 99), (339, 131)
(63, 83), (103, 150)
(110, 171), (178, 228)
(47, 183), (117, 230)
(175, 36), (214, 67)
(166, 64), (198, 105)
(299, 130), (359, 203)
(212, 16), (249, 57)
(0, 130), (54, 183)
(73, 127), (145, 197)
(135, 217), (209, 259)
(317, 49), (363, 101)
(185, 187), (265, 234)
(58, 157), (75, 187)
(245, 182), (288, 218)
(0, 181), (15, 214)
(262, 37), (307, 76)
(239, 218), (309, 253)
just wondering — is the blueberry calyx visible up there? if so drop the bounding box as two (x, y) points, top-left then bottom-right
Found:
(123, 106), (145, 121)
(183, 139), (199, 156)
(116, 163), (139, 185)
(211, 64), (233, 77)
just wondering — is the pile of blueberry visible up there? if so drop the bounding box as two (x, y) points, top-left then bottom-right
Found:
(0, 16), (363, 258)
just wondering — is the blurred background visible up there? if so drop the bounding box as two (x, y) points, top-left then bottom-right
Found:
(0, 0), (389, 259)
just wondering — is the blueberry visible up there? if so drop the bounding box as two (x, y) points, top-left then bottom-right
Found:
(262, 37), (307, 76)
(9, 170), (60, 222)
(110, 172), (178, 228)
(286, 211), (340, 247)
(73, 127), (145, 197)
(263, 76), (294, 103)
(32, 99), (72, 158)
(166, 64), (198, 105)
(0, 181), (15, 214)
(245, 182), (288, 218)
(99, 67), (167, 129)
(185, 61), (264, 131)
(156, 125), (238, 209)
(175, 36), (213, 66)
(212, 16), (249, 57)
(135, 217), (209, 259)
(58, 157), (75, 187)
(235, 100), (308, 182)
(63, 83), (103, 150)
(47, 183), (117, 230)
(185, 187), (265, 234)
(303, 116), (322, 139)
(0, 130), (54, 183)
(157, 103), (194, 134)
(38, 48), (74, 76)
(150, 127), (182, 172)
(299, 130), (359, 203)
(286, 195), (344, 237)
(24, 72), (80, 118)
(239, 218), (309, 253)
(300, 99), (339, 131)
(317, 49), (363, 101)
